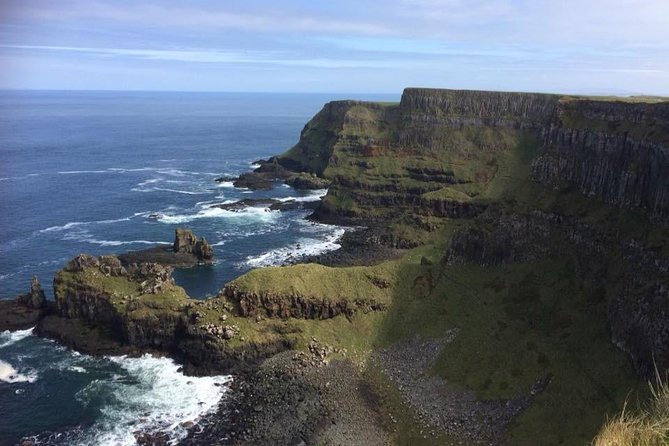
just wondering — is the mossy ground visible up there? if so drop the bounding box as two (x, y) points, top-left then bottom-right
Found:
(227, 118), (668, 444)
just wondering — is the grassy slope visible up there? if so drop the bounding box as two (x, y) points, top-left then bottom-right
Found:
(229, 122), (668, 444)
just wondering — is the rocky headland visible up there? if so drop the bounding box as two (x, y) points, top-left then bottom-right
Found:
(9, 87), (669, 445)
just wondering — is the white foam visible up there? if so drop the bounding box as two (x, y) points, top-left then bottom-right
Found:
(249, 163), (261, 169)
(158, 206), (279, 225)
(277, 188), (328, 203)
(131, 186), (210, 195)
(72, 354), (230, 446)
(40, 216), (132, 233)
(58, 170), (109, 175)
(0, 327), (34, 349)
(137, 178), (161, 187)
(216, 181), (235, 188)
(245, 227), (345, 268)
(0, 360), (38, 383)
(82, 239), (171, 247)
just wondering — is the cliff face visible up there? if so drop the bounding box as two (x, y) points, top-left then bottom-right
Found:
(277, 87), (669, 378)
(532, 99), (669, 222)
(283, 88), (669, 226)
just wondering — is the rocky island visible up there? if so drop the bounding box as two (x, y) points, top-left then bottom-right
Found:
(9, 87), (669, 445)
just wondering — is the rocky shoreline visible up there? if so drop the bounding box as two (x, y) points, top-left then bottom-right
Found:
(4, 87), (669, 445)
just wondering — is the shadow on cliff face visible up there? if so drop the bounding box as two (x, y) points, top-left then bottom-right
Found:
(361, 208), (658, 445)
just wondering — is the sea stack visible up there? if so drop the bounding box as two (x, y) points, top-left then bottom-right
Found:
(173, 227), (214, 262)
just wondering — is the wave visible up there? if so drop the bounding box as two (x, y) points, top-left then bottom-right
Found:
(0, 360), (38, 383)
(158, 206), (279, 225)
(39, 216), (132, 233)
(0, 326), (34, 349)
(245, 227), (345, 268)
(81, 239), (171, 247)
(132, 186), (211, 195)
(67, 354), (230, 446)
(216, 181), (235, 188)
(277, 188), (328, 203)
(57, 170), (110, 175)
(216, 221), (289, 239)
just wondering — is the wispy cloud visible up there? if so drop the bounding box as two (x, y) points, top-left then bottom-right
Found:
(0, 44), (405, 68)
(10, 1), (391, 35)
(1, 0), (667, 94)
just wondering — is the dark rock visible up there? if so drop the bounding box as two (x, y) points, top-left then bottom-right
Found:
(215, 198), (277, 211)
(173, 228), (214, 262)
(17, 276), (47, 309)
(285, 172), (331, 190)
(119, 229), (213, 267)
(214, 175), (237, 183)
(233, 158), (294, 190)
(65, 254), (101, 272)
(0, 277), (50, 331)
(532, 99), (669, 222)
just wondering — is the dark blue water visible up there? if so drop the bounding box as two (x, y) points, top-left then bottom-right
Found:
(0, 90), (397, 445)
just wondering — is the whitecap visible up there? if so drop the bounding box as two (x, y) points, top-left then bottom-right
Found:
(249, 163), (261, 169)
(40, 221), (88, 233)
(39, 216), (132, 233)
(136, 178), (161, 187)
(245, 227), (345, 268)
(69, 354), (230, 446)
(132, 187), (210, 195)
(216, 181), (235, 188)
(81, 239), (171, 247)
(158, 206), (279, 225)
(0, 360), (38, 383)
(57, 170), (110, 175)
(0, 326), (34, 349)
(277, 188), (328, 203)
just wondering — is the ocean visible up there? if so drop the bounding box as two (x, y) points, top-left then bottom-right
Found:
(0, 90), (397, 445)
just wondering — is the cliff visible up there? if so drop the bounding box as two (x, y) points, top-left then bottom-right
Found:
(532, 98), (669, 222)
(30, 87), (669, 445)
(280, 88), (669, 229)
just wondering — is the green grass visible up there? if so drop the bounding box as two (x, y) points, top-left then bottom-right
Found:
(227, 263), (396, 305)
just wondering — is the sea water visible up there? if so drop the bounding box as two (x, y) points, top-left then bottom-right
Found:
(0, 91), (397, 445)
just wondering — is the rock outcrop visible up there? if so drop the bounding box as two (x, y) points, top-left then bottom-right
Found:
(173, 228), (214, 261)
(17, 276), (47, 309)
(118, 228), (213, 267)
(532, 99), (669, 222)
(0, 276), (49, 331)
(223, 284), (386, 320)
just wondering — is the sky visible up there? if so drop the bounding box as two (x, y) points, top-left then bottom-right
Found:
(0, 0), (668, 95)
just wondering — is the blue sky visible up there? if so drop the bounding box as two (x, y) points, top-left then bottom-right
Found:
(1, 0), (668, 94)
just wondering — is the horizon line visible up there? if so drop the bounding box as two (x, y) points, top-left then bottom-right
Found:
(0, 87), (667, 99)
